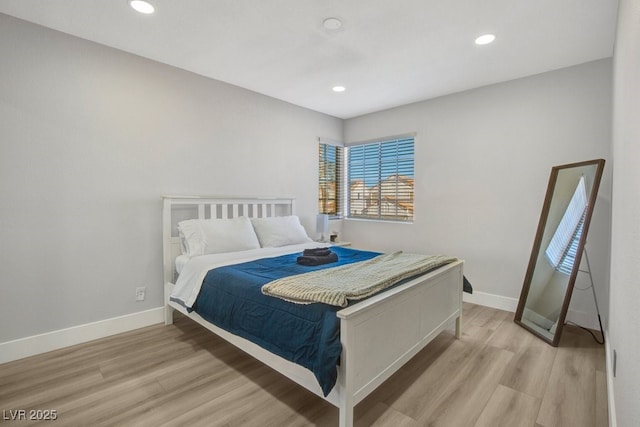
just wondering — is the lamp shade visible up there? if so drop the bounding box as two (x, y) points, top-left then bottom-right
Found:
(316, 213), (329, 235)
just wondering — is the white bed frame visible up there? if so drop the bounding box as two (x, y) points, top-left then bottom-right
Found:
(162, 196), (463, 427)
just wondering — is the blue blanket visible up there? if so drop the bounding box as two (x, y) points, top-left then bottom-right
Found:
(192, 246), (380, 396)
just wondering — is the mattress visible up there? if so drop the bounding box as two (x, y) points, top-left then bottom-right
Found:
(191, 246), (380, 395)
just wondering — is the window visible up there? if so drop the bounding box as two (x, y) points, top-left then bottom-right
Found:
(545, 176), (587, 275)
(318, 142), (343, 217)
(347, 136), (414, 221)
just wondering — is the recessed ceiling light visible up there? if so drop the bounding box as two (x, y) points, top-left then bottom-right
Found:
(332, 86), (346, 93)
(129, 0), (154, 14)
(475, 34), (496, 45)
(323, 18), (342, 31)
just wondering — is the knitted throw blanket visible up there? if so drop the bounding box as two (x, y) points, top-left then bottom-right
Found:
(261, 252), (458, 307)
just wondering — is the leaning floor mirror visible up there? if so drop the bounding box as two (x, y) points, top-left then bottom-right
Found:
(515, 159), (605, 346)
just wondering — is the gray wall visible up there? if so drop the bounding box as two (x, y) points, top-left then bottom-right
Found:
(343, 59), (613, 324)
(0, 11), (617, 381)
(610, 0), (640, 424)
(0, 14), (342, 342)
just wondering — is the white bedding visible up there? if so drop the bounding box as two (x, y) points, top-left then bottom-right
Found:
(175, 255), (191, 275)
(262, 253), (458, 306)
(171, 241), (326, 308)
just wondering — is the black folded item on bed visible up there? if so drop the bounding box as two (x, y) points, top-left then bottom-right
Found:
(303, 247), (329, 254)
(303, 247), (332, 256)
(297, 248), (338, 266)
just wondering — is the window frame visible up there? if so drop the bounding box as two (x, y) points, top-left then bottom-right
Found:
(318, 139), (344, 219)
(346, 134), (415, 223)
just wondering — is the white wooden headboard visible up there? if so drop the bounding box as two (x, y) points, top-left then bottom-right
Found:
(161, 196), (296, 285)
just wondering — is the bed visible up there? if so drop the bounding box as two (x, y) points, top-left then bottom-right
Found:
(162, 196), (464, 427)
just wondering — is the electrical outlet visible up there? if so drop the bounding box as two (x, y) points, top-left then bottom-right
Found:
(136, 286), (146, 301)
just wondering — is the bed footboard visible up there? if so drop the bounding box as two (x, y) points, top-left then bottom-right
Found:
(335, 260), (463, 427)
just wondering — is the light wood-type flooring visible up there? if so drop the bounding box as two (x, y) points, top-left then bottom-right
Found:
(0, 303), (607, 426)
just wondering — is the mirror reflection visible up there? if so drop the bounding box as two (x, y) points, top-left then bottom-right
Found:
(515, 159), (605, 345)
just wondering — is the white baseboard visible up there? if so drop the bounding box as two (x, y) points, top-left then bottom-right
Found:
(0, 307), (164, 365)
(463, 290), (518, 312)
(565, 308), (602, 331)
(463, 291), (602, 330)
(0, 293), (605, 366)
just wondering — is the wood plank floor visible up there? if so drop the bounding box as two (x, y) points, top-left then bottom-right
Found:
(0, 303), (607, 426)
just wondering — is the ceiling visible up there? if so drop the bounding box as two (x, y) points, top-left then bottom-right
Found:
(0, 0), (619, 119)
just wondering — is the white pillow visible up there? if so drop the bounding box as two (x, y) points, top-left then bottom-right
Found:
(251, 215), (312, 247)
(177, 217), (260, 256)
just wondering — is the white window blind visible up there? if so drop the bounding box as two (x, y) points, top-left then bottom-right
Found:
(545, 176), (588, 274)
(347, 136), (414, 221)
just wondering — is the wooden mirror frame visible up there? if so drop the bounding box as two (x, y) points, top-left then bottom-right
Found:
(514, 159), (605, 346)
